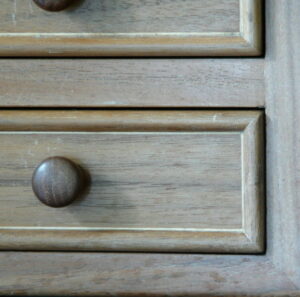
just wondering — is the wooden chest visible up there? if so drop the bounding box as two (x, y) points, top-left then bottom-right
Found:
(1, 0), (300, 296)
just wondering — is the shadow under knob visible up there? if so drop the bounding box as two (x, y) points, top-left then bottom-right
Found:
(32, 156), (85, 207)
(32, 0), (75, 12)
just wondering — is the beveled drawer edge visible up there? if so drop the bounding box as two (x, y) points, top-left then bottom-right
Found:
(0, 0), (262, 56)
(0, 229), (259, 253)
(0, 110), (264, 253)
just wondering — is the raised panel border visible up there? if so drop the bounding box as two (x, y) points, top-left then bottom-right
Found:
(0, 110), (264, 253)
(0, 0), (262, 56)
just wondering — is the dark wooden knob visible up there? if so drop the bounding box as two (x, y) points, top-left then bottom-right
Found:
(32, 0), (75, 11)
(32, 157), (85, 207)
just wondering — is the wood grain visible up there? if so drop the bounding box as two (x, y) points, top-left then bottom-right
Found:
(0, 0), (262, 56)
(0, 253), (294, 296)
(0, 110), (264, 253)
(265, 0), (300, 289)
(1, 0), (300, 295)
(3, 0), (241, 33)
(0, 59), (265, 107)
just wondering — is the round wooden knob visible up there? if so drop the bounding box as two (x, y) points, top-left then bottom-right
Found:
(32, 0), (75, 12)
(32, 157), (85, 207)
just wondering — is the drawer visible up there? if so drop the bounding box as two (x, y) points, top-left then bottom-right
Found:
(0, 110), (264, 253)
(0, 0), (262, 56)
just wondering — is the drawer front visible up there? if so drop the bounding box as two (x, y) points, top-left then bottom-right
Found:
(0, 0), (262, 56)
(0, 110), (264, 253)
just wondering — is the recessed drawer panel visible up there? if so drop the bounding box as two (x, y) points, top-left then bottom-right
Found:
(0, 0), (262, 56)
(0, 110), (264, 253)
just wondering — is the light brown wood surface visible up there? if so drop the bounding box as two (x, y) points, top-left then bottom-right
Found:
(3, 0), (241, 33)
(1, 0), (300, 295)
(0, 0), (299, 295)
(0, 0), (262, 56)
(0, 110), (264, 253)
(265, 0), (300, 290)
(0, 59), (265, 107)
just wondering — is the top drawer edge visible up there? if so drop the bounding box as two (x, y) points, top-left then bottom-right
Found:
(0, 0), (262, 57)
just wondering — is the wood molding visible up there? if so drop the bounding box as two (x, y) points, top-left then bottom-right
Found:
(0, 110), (259, 131)
(0, 0), (262, 56)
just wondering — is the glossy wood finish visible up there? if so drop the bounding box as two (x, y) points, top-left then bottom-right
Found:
(0, 110), (264, 253)
(32, 157), (85, 207)
(32, 0), (75, 12)
(0, 0), (262, 56)
(0, 59), (265, 107)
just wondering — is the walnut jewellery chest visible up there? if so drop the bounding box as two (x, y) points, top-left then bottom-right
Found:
(0, 0), (300, 296)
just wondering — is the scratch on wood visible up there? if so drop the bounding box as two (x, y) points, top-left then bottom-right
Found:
(12, 0), (17, 26)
